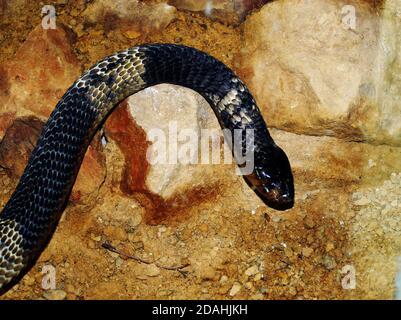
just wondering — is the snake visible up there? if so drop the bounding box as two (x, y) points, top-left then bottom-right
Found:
(0, 44), (294, 295)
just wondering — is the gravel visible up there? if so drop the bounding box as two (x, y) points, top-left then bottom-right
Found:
(43, 289), (67, 300)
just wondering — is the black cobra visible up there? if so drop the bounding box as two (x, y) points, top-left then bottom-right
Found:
(0, 44), (294, 295)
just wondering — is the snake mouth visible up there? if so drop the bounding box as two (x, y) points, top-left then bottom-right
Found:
(262, 189), (294, 211)
(244, 174), (294, 211)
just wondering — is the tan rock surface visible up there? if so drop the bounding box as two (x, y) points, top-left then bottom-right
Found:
(0, 23), (105, 203)
(238, 0), (401, 145)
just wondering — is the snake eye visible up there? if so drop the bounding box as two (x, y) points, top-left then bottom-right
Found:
(243, 149), (294, 211)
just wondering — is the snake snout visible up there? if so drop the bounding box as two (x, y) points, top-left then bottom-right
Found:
(264, 186), (294, 211)
(244, 172), (294, 211)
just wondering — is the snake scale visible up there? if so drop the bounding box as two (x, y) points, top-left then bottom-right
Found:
(0, 44), (294, 295)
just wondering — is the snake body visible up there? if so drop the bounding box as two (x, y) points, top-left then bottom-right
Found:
(0, 44), (294, 295)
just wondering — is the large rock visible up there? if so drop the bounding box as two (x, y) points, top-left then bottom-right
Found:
(0, 24), (106, 203)
(168, 0), (270, 24)
(0, 117), (44, 178)
(82, 0), (177, 38)
(104, 85), (250, 224)
(238, 0), (401, 146)
(0, 24), (80, 118)
(127, 84), (216, 199)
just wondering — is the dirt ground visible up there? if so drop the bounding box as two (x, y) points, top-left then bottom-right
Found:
(0, 0), (400, 300)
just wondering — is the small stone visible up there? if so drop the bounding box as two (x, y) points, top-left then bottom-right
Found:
(88, 240), (96, 249)
(245, 265), (259, 277)
(65, 284), (75, 294)
(322, 255), (337, 270)
(116, 257), (124, 269)
(354, 196), (371, 206)
(24, 276), (35, 286)
(123, 30), (141, 39)
(302, 247), (314, 257)
(200, 266), (217, 281)
(229, 283), (242, 297)
(244, 282), (253, 290)
(132, 241), (144, 251)
(104, 225), (127, 241)
(70, 8), (80, 17)
(284, 247), (294, 258)
(326, 242), (335, 252)
(199, 223), (209, 233)
(43, 289), (67, 300)
(220, 275), (228, 283)
(254, 273), (263, 281)
(251, 293), (264, 300)
(260, 287), (268, 294)
(303, 216), (315, 229)
(307, 234), (315, 244)
(272, 216), (281, 223)
(157, 226), (167, 237)
(91, 234), (102, 242)
(145, 264), (160, 277)
(288, 287), (297, 296)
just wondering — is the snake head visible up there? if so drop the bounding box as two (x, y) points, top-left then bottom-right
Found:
(244, 145), (294, 211)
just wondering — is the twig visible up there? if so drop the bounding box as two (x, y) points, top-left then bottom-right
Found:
(102, 241), (152, 264)
(102, 241), (190, 276)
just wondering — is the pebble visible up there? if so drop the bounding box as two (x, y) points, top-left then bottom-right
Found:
(104, 225), (127, 241)
(132, 240), (144, 251)
(322, 255), (337, 270)
(288, 287), (297, 296)
(272, 216), (281, 223)
(251, 293), (264, 300)
(303, 216), (315, 229)
(43, 289), (67, 300)
(91, 234), (102, 242)
(254, 273), (263, 281)
(65, 284), (75, 294)
(244, 282), (253, 290)
(220, 275), (228, 283)
(88, 240), (96, 249)
(157, 226), (167, 238)
(229, 283), (242, 297)
(326, 242), (335, 252)
(116, 257), (124, 269)
(302, 247), (314, 257)
(245, 265), (259, 277)
(199, 223), (209, 233)
(123, 30), (141, 39)
(145, 264), (161, 277)
(24, 275), (35, 286)
(200, 266), (217, 281)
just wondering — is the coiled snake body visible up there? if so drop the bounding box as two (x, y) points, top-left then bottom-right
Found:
(0, 44), (294, 295)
